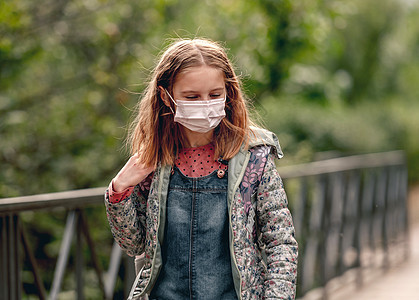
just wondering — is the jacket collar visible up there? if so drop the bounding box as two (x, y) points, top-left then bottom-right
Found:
(247, 126), (283, 159)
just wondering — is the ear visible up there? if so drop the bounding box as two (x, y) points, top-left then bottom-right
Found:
(158, 86), (171, 107)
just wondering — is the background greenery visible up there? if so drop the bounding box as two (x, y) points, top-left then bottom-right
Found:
(1, 0), (418, 297)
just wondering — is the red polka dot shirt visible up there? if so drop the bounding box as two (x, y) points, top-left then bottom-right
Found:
(108, 143), (227, 203)
(174, 143), (227, 177)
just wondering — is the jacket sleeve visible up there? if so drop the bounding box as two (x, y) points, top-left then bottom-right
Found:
(257, 154), (298, 299)
(104, 180), (149, 257)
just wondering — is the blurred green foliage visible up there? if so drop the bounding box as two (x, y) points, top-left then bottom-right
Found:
(1, 0), (419, 198)
(1, 0), (419, 297)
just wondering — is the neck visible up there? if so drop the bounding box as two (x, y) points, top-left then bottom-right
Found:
(183, 128), (214, 148)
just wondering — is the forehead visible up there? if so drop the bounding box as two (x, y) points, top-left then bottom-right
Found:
(174, 65), (225, 92)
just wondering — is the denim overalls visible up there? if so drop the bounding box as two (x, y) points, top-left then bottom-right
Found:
(149, 167), (237, 300)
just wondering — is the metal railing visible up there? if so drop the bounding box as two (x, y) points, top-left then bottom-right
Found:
(279, 150), (408, 298)
(0, 151), (408, 299)
(0, 187), (136, 300)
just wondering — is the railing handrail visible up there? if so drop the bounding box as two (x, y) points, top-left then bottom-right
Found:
(279, 150), (405, 178)
(0, 151), (406, 213)
(0, 187), (106, 214)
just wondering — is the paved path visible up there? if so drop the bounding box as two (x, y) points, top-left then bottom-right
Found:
(330, 223), (419, 300)
(329, 186), (419, 300)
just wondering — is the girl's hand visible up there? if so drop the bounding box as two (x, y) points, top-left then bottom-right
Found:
(112, 153), (155, 192)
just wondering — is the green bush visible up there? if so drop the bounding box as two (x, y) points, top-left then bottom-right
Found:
(261, 95), (419, 182)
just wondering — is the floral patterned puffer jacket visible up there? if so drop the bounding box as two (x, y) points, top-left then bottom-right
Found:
(104, 127), (298, 299)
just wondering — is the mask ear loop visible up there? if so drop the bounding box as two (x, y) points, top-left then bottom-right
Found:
(164, 89), (177, 114)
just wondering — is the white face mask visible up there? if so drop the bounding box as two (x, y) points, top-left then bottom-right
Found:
(165, 89), (226, 133)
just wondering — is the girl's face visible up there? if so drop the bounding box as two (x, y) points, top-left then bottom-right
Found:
(166, 65), (226, 144)
(172, 65), (226, 101)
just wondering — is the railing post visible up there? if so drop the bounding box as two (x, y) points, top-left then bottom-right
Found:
(50, 210), (76, 300)
(0, 215), (7, 300)
(0, 214), (21, 300)
(79, 211), (106, 297)
(293, 177), (307, 240)
(293, 177), (307, 297)
(300, 175), (326, 294)
(105, 242), (122, 299)
(380, 168), (390, 270)
(361, 169), (376, 265)
(399, 165), (409, 260)
(324, 172), (345, 283)
(76, 209), (84, 300)
(340, 170), (360, 274)
(20, 221), (47, 299)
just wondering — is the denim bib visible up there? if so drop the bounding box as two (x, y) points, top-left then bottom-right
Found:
(150, 167), (237, 300)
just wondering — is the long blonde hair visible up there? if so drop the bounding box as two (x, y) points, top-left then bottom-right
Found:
(128, 38), (256, 167)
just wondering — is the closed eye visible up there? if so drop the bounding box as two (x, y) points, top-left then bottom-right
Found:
(185, 95), (222, 100)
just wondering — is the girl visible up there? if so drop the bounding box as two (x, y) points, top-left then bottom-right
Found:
(105, 38), (298, 299)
